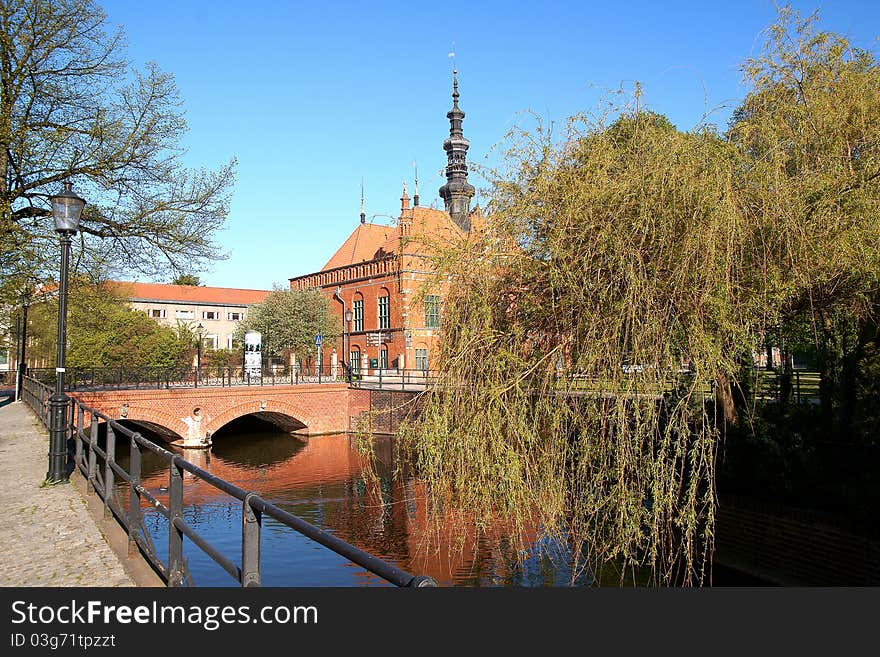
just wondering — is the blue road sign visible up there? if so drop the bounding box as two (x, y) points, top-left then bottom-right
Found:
(315, 334), (322, 346)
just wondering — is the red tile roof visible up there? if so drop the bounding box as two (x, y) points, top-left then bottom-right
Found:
(295, 206), (481, 279)
(321, 222), (397, 270)
(321, 208), (477, 271)
(397, 206), (467, 255)
(110, 281), (270, 306)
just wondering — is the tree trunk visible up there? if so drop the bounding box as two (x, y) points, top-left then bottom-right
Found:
(715, 371), (738, 427)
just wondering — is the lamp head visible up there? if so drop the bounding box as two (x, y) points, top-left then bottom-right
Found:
(50, 182), (86, 234)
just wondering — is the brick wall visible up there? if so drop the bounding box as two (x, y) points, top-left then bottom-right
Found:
(348, 389), (423, 434)
(70, 383), (354, 442)
(714, 495), (880, 585)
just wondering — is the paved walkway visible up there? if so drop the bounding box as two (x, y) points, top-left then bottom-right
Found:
(0, 395), (134, 586)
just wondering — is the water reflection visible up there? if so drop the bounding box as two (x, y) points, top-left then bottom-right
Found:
(116, 418), (593, 587)
(211, 431), (308, 470)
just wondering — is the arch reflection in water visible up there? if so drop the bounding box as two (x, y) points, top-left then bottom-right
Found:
(115, 421), (593, 586)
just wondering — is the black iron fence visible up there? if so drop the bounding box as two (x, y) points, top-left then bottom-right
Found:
(348, 367), (438, 390)
(22, 362), (821, 404)
(0, 369), (16, 388)
(749, 367), (820, 404)
(24, 364), (440, 392)
(20, 374), (437, 588)
(26, 363), (351, 391)
(556, 366), (821, 405)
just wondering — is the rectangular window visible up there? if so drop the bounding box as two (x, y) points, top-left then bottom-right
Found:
(378, 295), (390, 329)
(228, 312), (243, 321)
(206, 335), (219, 350)
(415, 348), (428, 371)
(380, 348), (388, 370)
(203, 311), (219, 320)
(349, 350), (361, 374)
(353, 299), (364, 332)
(175, 310), (194, 319)
(149, 309), (166, 318)
(424, 295), (440, 329)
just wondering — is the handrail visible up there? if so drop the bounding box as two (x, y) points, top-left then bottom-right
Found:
(19, 374), (437, 588)
(24, 364), (438, 392)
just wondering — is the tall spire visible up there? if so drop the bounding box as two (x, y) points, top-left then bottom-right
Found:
(360, 178), (365, 224)
(439, 68), (475, 232)
(413, 161), (420, 207)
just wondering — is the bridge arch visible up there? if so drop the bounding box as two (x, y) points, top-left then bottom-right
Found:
(115, 419), (183, 443)
(116, 406), (188, 443)
(207, 399), (310, 438)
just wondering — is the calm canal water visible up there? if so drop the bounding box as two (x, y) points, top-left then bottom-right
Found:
(117, 418), (598, 587)
(117, 417), (761, 587)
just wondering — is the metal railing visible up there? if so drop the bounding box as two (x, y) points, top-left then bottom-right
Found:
(26, 363), (352, 391)
(347, 367), (438, 391)
(20, 374), (437, 588)
(555, 366), (822, 405)
(25, 364), (440, 392)
(0, 369), (17, 388)
(749, 367), (820, 404)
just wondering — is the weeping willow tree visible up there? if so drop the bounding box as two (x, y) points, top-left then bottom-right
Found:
(391, 107), (750, 586)
(367, 6), (880, 586)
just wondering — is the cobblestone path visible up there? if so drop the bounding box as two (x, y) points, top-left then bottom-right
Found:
(0, 396), (134, 586)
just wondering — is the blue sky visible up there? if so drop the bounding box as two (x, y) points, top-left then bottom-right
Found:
(101, 0), (879, 290)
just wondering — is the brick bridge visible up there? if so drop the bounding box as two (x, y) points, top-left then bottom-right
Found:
(70, 384), (374, 448)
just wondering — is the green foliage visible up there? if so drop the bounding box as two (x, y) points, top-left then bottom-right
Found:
(729, 5), (880, 311)
(728, 4), (880, 438)
(386, 5), (880, 586)
(26, 279), (191, 368)
(0, 0), (236, 302)
(205, 347), (241, 369)
(171, 274), (203, 286)
(398, 106), (728, 586)
(234, 286), (340, 361)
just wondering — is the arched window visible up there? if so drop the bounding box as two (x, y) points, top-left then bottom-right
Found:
(378, 288), (390, 330)
(353, 293), (364, 332)
(424, 295), (440, 328)
(349, 347), (361, 374)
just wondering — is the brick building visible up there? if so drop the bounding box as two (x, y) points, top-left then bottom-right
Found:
(289, 71), (480, 375)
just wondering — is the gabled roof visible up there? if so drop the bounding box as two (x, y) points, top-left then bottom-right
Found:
(321, 222), (397, 270)
(110, 281), (270, 306)
(316, 206), (481, 274)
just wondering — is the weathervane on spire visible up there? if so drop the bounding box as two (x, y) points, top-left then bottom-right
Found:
(439, 46), (475, 232)
(360, 178), (365, 224)
(413, 160), (420, 207)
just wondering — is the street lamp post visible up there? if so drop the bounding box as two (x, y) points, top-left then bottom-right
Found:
(196, 322), (205, 385)
(15, 291), (30, 402)
(47, 182), (85, 483)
